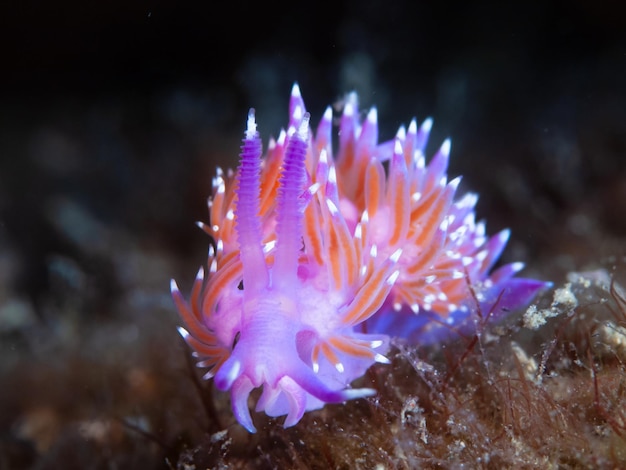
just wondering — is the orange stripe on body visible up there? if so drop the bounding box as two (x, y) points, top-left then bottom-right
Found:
(387, 150), (410, 246)
(172, 289), (218, 346)
(405, 228), (445, 276)
(259, 153), (282, 216)
(409, 189), (439, 228)
(217, 250), (238, 268)
(332, 211), (358, 287)
(311, 344), (321, 370)
(304, 203), (325, 266)
(365, 160), (385, 218)
(342, 265), (395, 326)
(336, 143), (356, 201)
(320, 342), (341, 369)
(202, 259), (243, 316)
(414, 186), (454, 247)
(391, 285), (410, 308)
(189, 273), (204, 321)
(352, 153), (370, 211)
(388, 179), (409, 247)
(327, 226), (343, 291)
(328, 336), (375, 360)
(210, 191), (225, 234)
(183, 334), (227, 360)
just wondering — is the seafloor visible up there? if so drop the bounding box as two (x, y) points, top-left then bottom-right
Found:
(1, 1), (625, 469)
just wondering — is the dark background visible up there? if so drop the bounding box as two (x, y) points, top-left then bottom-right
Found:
(1, 1), (626, 467)
(0, 0), (625, 321)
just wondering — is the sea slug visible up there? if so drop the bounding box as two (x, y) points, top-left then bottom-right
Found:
(171, 84), (549, 432)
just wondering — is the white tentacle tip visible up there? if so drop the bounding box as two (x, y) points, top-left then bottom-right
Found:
(291, 82), (301, 97)
(374, 353), (391, 364)
(297, 112), (310, 140)
(511, 261), (525, 272)
(246, 108), (257, 139)
(342, 388), (376, 401)
(387, 270), (401, 285)
(440, 138), (451, 156)
(326, 199), (340, 215)
(367, 107), (378, 124)
(390, 248), (403, 263)
(322, 106), (332, 122)
(421, 117), (433, 133)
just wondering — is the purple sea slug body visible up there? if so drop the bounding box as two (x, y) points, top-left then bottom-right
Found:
(171, 84), (550, 433)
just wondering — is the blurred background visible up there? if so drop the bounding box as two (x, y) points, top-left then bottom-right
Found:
(0, 0), (625, 467)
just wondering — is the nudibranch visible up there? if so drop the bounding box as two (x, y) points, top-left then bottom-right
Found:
(171, 84), (550, 432)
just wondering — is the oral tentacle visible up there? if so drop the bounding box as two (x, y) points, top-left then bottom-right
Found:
(231, 375), (256, 433)
(278, 375), (307, 428)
